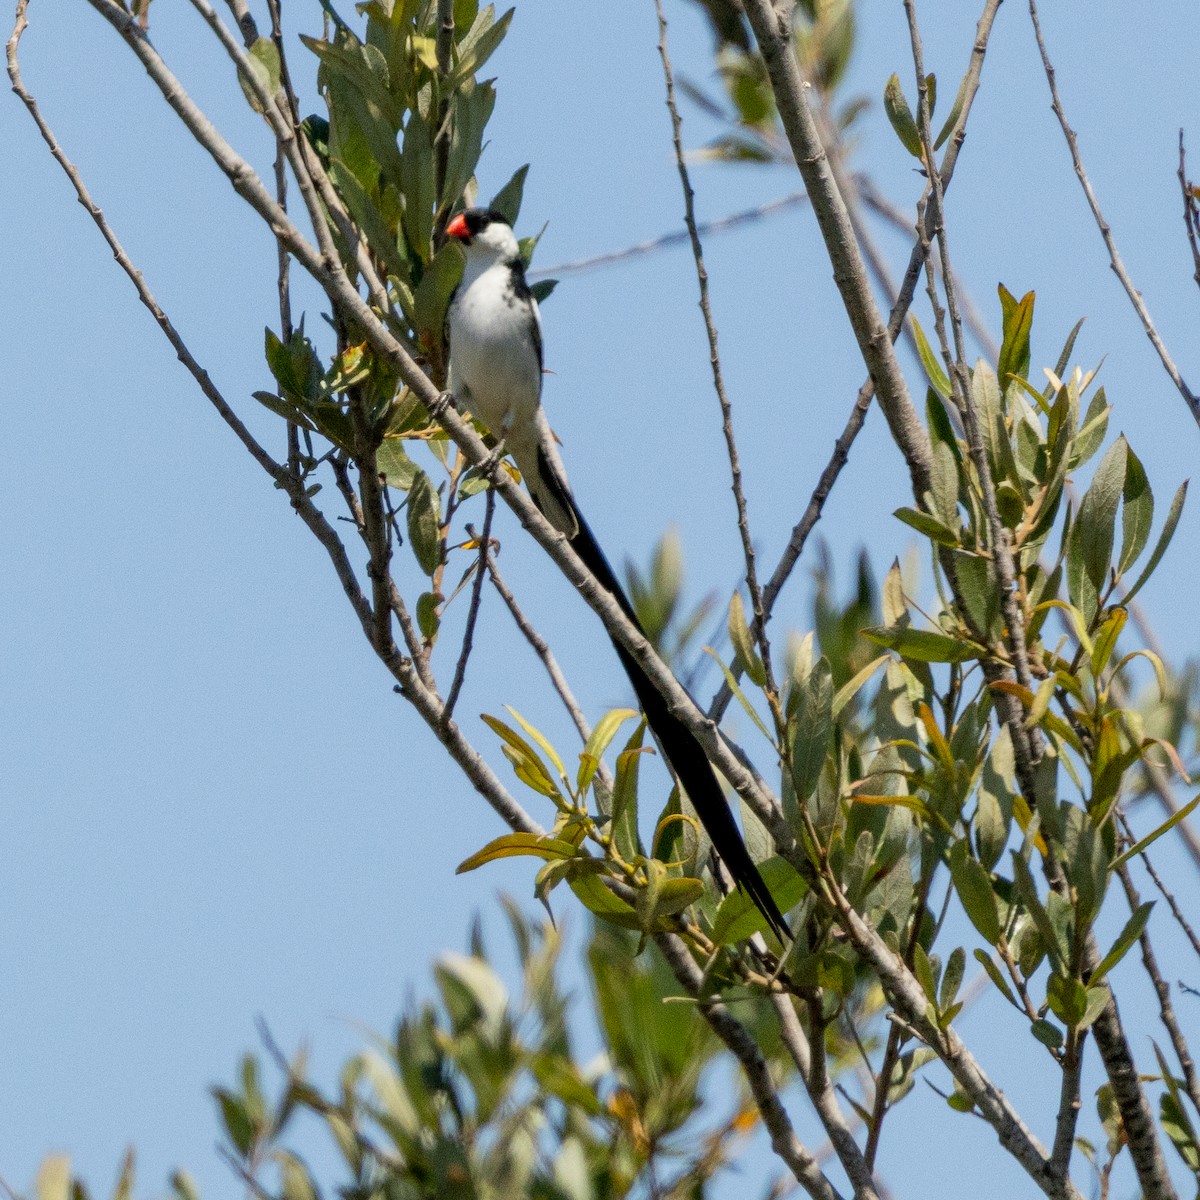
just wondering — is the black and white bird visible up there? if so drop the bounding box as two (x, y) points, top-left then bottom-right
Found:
(445, 207), (788, 942)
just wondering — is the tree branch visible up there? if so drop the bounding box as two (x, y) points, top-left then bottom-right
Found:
(657, 934), (845, 1200)
(771, 993), (881, 1200)
(1029, 0), (1200, 425)
(741, 0), (932, 502)
(655, 0), (781, 729)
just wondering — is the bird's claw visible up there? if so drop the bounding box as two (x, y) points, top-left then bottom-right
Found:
(480, 438), (508, 481)
(429, 389), (456, 420)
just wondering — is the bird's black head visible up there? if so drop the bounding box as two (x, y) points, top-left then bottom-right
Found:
(446, 208), (511, 245)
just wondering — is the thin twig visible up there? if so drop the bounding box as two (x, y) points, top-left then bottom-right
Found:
(1114, 859), (1200, 1120)
(657, 935), (845, 1200)
(1049, 1027), (1085, 1179)
(857, 180), (999, 362)
(433, 0), (454, 240)
(1178, 132), (1200, 292)
(1119, 812), (1200, 962)
(655, 0), (782, 731)
(442, 491), (496, 725)
(7, 5), (282, 482)
(742, 0), (932, 505)
(1029, 0), (1200, 426)
(530, 192), (811, 279)
(709, 0), (1004, 723)
(771, 993), (880, 1200)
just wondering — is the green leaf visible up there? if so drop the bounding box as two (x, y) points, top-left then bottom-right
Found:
(238, 36), (281, 113)
(456, 832), (579, 872)
(451, 4), (514, 86)
(1061, 802), (1107, 924)
(1118, 444), (1154, 573)
(377, 436), (419, 489)
(939, 945), (965, 1010)
(1046, 973), (1087, 1027)
(577, 708), (638, 795)
(1076, 436), (1127, 591)
(949, 841), (1001, 943)
(832, 653), (890, 719)
(973, 948), (1018, 1006)
(442, 83), (496, 220)
(913, 942), (938, 1002)
(1011, 850), (1065, 972)
(1090, 901), (1153, 984)
(910, 316), (952, 399)
(1122, 480), (1188, 605)
(610, 722), (648, 861)
(1090, 606), (1127, 677)
(646, 876), (705, 921)
(489, 162), (529, 225)
(791, 658), (832, 802)
(1070, 386), (1110, 469)
(480, 713), (560, 798)
(728, 590), (767, 686)
(214, 1088), (255, 1155)
(997, 285), (1034, 386)
(530, 278), (557, 304)
(1049, 318), (1086, 395)
(933, 69), (969, 149)
(954, 553), (1000, 640)
(894, 506), (960, 547)
(1030, 1018), (1064, 1049)
(400, 109), (436, 257)
(329, 157), (406, 280)
(883, 72), (922, 157)
(406, 468), (442, 575)
(711, 857), (807, 945)
(1079, 985), (1111, 1030)
(865, 626), (976, 664)
(416, 590), (440, 642)
(506, 705), (567, 782)
(1112, 791), (1200, 869)
(568, 873), (640, 928)
(705, 647), (775, 744)
(36, 1157), (71, 1200)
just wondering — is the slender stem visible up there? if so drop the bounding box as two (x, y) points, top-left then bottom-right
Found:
(1029, 0), (1199, 425)
(655, 0), (781, 731)
(771, 994), (880, 1200)
(741, 0), (933, 503)
(1114, 859), (1200, 1121)
(657, 935), (845, 1200)
(709, 0), (1004, 723)
(442, 490), (496, 725)
(1049, 1026), (1084, 1179)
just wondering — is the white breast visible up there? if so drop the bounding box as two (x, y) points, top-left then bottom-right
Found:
(447, 259), (542, 441)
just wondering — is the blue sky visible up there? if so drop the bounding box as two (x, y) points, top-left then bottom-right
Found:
(4, 2), (1200, 1198)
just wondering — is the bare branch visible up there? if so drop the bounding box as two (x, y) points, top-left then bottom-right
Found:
(1029, 0), (1200, 425)
(1114, 859), (1200, 1122)
(771, 993), (881, 1200)
(655, 0), (782, 729)
(710, 0), (1004, 724)
(1049, 1028), (1085, 1180)
(657, 934), (845, 1200)
(531, 192), (811, 279)
(1178, 132), (1200, 294)
(741, 0), (933, 503)
(13, 0), (541, 846)
(442, 491), (497, 726)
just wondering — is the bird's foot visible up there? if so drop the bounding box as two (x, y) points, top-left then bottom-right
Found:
(479, 437), (508, 482)
(428, 389), (456, 420)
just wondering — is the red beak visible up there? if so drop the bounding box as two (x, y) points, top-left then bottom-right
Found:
(446, 213), (469, 241)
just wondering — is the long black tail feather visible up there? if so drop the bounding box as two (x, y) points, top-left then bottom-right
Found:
(536, 448), (789, 942)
